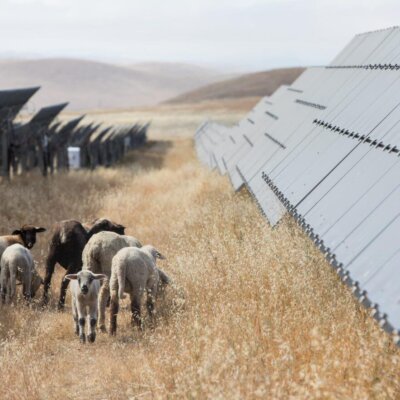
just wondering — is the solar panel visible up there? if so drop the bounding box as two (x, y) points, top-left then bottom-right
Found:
(30, 102), (69, 125)
(194, 26), (400, 341)
(60, 115), (84, 132)
(0, 87), (40, 120)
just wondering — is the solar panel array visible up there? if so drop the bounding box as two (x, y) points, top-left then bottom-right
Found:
(195, 26), (400, 340)
(0, 87), (148, 178)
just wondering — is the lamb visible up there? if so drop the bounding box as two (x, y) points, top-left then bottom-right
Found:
(82, 231), (169, 332)
(0, 244), (41, 303)
(0, 226), (46, 299)
(64, 270), (107, 343)
(109, 245), (165, 335)
(43, 218), (125, 309)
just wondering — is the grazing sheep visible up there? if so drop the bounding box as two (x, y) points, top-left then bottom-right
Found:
(43, 218), (125, 309)
(0, 226), (46, 300)
(64, 270), (107, 343)
(82, 231), (169, 332)
(109, 245), (166, 335)
(82, 231), (141, 331)
(0, 225), (46, 261)
(0, 244), (37, 303)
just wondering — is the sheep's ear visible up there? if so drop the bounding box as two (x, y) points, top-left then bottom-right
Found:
(93, 274), (107, 280)
(156, 251), (166, 260)
(12, 229), (22, 236)
(64, 274), (78, 281)
(35, 227), (46, 233)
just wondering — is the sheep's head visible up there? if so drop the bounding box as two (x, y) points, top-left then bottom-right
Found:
(12, 225), (46, 249)
(65, 271), (106, 295)
(143, 245), (166, 261)
(89, 218), (125, 236)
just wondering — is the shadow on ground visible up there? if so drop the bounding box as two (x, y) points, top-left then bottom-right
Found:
(121, 140), (174, 170)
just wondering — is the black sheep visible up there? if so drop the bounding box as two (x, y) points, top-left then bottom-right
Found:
(43, 218), (125, 309)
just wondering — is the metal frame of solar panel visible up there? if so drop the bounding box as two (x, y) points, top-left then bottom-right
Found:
(30, 103), (69, 176)
(194, 26), (400, 342)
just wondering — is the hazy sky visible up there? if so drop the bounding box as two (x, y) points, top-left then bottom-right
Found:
(1, 0), (399, 71)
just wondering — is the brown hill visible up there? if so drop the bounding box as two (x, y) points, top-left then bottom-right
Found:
(166, 67), (305, 104)
(0, 59), (224, 111)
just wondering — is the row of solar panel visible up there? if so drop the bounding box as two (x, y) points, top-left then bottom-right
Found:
(194, 26), (400, 339)
(0, 87), (148, 177)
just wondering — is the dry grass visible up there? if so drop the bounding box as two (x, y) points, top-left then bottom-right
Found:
(62, 97), (260, 139)
(0, 101), (399, 399)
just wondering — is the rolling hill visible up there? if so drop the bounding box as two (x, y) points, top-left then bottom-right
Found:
(166, 67), (305, 104)
(0, 59), (225, 111)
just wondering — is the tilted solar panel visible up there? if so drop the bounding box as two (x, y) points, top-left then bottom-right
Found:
(30, 103), (69, 125)
(194, 26), (400, 340)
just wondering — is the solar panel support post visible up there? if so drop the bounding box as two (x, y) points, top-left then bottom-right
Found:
(0, 120), (10, 180)
(35, 126), (47, 177)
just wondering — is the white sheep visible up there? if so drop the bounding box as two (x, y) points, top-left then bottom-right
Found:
(64, 270), (106, 343)
(82, 231), (141, 331)
(82, 231), (142, 276)
(109, 245), (164, 335)
(0, 227), (45, 299)
(82, 231), (169, 332)
(0, 244), (35, 303)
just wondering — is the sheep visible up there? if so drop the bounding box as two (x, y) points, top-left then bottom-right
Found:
(0, 244), (39, 303)
(82, 231), (170, 332)
(0, 225), (46, 261)
(109, 245), (166, 335)
(0, 226), (45, 299)
(64, 270), (107, 343)
(43, 218), (125, 309)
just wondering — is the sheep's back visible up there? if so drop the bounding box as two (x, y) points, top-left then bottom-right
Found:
(113, 247), (157, 290)
(84, 232), (131, 275)
(1, 244), (33, 271)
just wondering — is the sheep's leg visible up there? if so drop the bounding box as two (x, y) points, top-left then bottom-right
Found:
(72, 300), (79, 336)
(87, 303), (98, 343)
(0, 269), (7, 304)
(22, 267), (32, 302)
(77, 303), (87, 343)
(43, 252), (58, 305)
(146, 288), (157, 327)
(109, 295), (119, 336)
(98, 278), (110, 332)
(57, 275), (70, 310)
(130, 292), (142, 330)
(1, 283), (6, 304)
(9, 267), (17, 304)
(7, 280), (12, 304)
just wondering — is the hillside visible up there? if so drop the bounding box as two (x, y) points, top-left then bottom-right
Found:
(0, 59), (224, 111)
(166, 67), (305, 103)
(127, 62), (229, 88)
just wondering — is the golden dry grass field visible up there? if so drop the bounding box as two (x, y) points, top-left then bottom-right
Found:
(1, 98), (400, 399)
